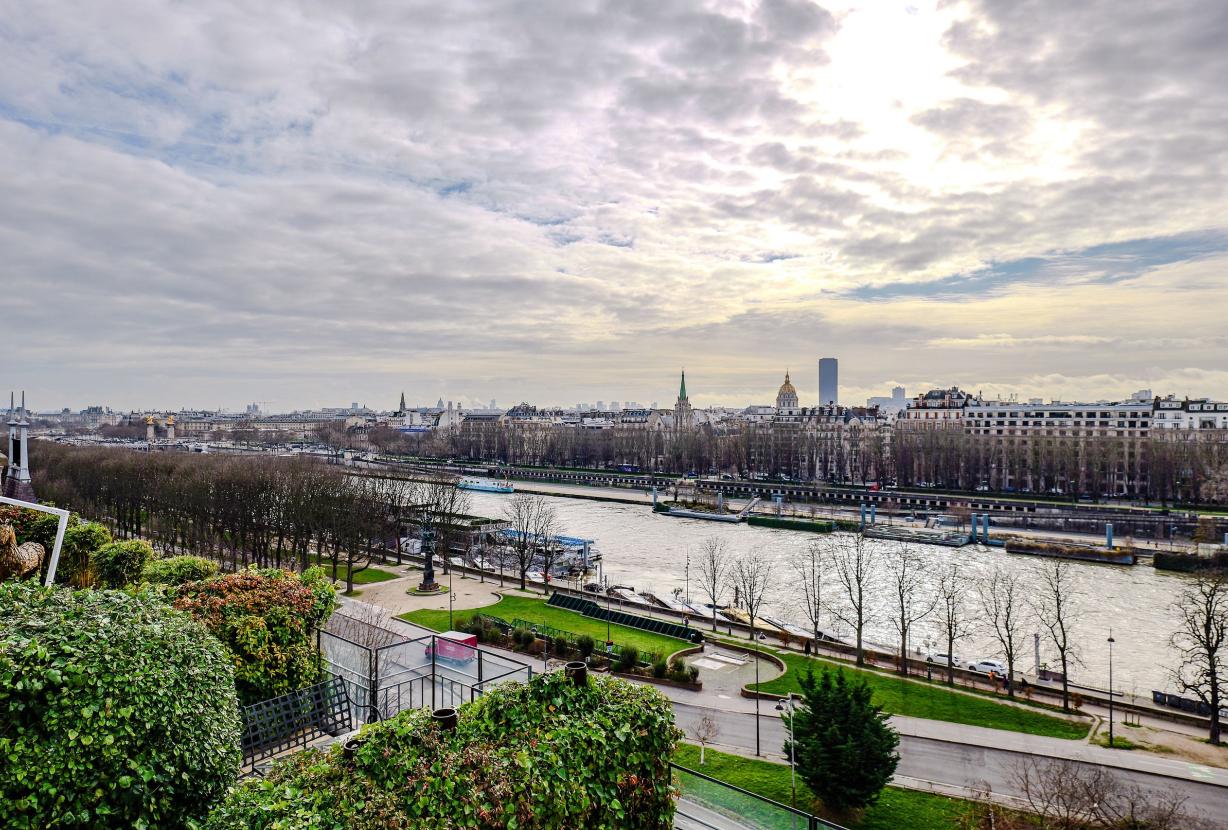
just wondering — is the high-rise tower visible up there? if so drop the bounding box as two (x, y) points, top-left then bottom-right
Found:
(818, 358), (838, 406)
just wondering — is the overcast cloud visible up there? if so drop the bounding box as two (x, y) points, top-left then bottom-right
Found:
(2, 0), (1225, 411)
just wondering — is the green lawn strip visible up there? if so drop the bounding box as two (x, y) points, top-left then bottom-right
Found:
(309, 555), (398, 585)
(399, 595), (685, 656)
(673, 743), (971, 830)
(743, 645), (1087, 740)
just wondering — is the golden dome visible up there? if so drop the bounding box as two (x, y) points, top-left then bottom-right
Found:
(777, 370), (796, 398)
(776, 370), (799, 409)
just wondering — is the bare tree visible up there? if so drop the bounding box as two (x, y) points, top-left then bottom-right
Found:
(530, 501), (561, 588)
(694, 537), (732, 632)
(731, 549), (775, 641)
(1007, 756), (1207, 830)
(1031, 559), (1082, 711)
(327, 600), (406, 651)
(935, 561), (971, 687)
(830, 533), (879, 665)
(691, 710), (721, 765)
(977, 563), (1027, 697)
(887, 545), (936, 675)
(1170, 570), (1228, 745)
(503, 493), (548, 591)
(791, 540), (829, 647)
(418, 473), (472, 575)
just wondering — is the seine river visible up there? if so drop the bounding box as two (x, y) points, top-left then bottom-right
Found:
(463, 489), (1189, 694)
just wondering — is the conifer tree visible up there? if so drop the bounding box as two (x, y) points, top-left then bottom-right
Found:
(784, 668), (899, 813)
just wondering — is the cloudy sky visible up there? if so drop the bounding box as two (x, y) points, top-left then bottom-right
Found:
(3, 0), (1226, 412)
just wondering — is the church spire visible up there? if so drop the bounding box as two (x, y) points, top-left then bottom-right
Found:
(679, 370), (688, 401)
(399, 391), (406, 414)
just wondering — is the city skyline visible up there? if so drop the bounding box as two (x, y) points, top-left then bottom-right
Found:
(4, 1), (1227, 410)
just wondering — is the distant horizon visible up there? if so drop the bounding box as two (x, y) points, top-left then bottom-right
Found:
(15, 373), (1213, 416)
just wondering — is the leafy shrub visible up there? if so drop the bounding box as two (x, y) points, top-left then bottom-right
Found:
(668, 657), (697, 683)
(173, 566), (336, 704)
(0, 583), (241, 829)
(142, 554), (220, 586)
(513, 626), (534, 648)
(59, 520), (111, 587)
(653, 658), (668, 678)
(91, 538), (155, 587)
(205, 673), (682, 830)
(552, 635), (572, 655)
(616, 645), (639, 671)
(576, 633), (595, 657)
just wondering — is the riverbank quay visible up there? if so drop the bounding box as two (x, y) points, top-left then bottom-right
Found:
(357, 457), (1223, 544)
(352, 461), (1207, 558)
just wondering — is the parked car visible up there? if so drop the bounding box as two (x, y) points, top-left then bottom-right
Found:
(925, 653), (964, 668)
(967, 659), (1009, 675)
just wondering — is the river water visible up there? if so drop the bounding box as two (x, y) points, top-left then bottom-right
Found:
(462, 490), (1189, 694)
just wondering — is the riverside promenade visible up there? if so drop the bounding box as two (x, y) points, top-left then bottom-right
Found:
(342, 579), (1228, 817)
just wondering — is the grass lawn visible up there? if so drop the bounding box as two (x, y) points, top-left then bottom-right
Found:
(748, 646), (1088, 740)
(673, 744), (971, 830)
(399, 594), (687, 657)
(310, 555), (398, 585)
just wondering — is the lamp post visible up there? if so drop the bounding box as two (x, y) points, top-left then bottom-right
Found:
(532, 625), (549, 672)
(1107, 630), (1116, 748)
(754, 631), (766, 756)
(775, 697), (798, 828)
(685, 549), (691, 606)
(449, 589), (456, 630)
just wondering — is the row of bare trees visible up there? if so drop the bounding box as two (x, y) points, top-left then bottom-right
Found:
(29, 443), (475, 593)
(353, 416), (1228, 502)
(690, 529), (1228, 744)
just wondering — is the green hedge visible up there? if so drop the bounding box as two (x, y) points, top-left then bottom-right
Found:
(205, 672), (682, 830)
(173, 566), (336, 704)
(0, 583), (241, 829)
(746, 515), (836, 533)
(142, 554), (220, 585)
(91, 539), (155, 587)
(59, 521), (112, 586)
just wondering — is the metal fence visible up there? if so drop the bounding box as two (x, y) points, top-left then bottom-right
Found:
(672, 764), (847, 830)
(373, 632), (530, 719)
(319, 612), (531, 725)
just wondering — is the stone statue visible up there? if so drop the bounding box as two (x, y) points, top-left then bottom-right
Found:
(0, 522), (45, 581)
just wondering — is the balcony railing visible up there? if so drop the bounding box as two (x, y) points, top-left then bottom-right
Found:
(671, 763), (848, 830)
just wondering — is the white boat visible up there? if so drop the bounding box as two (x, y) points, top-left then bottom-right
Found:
(457, 477), (514, 494)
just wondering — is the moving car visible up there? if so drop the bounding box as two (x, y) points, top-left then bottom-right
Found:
(925, 653), (964, 668)
(967, 659), (1009, 675)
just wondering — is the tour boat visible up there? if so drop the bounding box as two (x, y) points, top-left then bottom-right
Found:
(457, 477), (514, 494)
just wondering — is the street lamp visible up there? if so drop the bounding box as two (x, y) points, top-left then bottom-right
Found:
(1107, 630), (1116, 748)
(775, 697), (798, 827)
(449, 589), (456, 630)
(603, 574), (613, 653)
(684, 549), (691, 606)
(754, 631), (766, 756)
(532, 625), (549, 672)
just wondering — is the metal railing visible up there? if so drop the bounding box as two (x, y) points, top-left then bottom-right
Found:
(240, 677), (353, 775)
(671, 764), (847, 830)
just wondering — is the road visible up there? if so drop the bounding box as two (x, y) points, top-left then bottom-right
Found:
(671, 703), (1228, 817)
(378, 606), (1228, 817)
